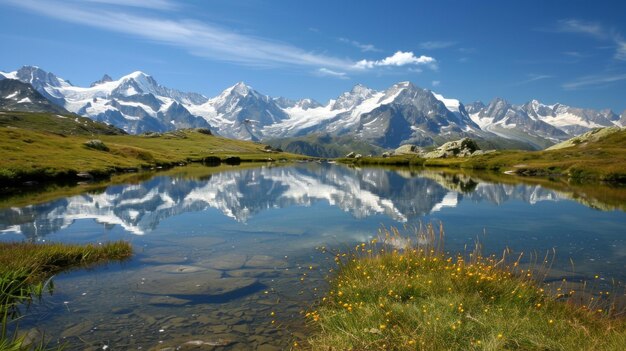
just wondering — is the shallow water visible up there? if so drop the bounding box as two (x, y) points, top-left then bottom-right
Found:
(1, 163), (625, 350)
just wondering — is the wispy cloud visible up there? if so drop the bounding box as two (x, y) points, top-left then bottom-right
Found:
(316, 68), (349, 79)
(514, 73), (554, 86)
(563, 51), (587, 58)
(554, 19), (606, 38)
(83, 0), (178, 10)
(552, 19), (626, 61)
(6, 0), (438, 77)
(431, 80), (440, 87)
(338, 37), (381, 52)
(562, 72), (626, 90)
(7, 0), (357, 70)
(615, 36), (626, 61)
(419, 41), (456, 50)
(354, 51), (437, 70)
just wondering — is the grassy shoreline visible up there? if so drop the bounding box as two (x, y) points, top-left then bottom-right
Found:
(0, 241), (133, 349)
(2, 112), (625, 187)
(339, 128), (626, 183)
(0, 126), (310, 188)
(306, 226), (626, 350)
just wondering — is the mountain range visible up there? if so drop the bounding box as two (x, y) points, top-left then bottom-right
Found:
(1, 66), (624, 150)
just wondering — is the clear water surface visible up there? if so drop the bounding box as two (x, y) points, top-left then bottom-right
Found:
(1, 163), (625, 350)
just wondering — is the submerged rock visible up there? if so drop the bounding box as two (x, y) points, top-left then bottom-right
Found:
(134, 272), (258, 297)
(244, 255), (288, 269)
(200, 254), (248, 270)
(227, 269), (280, 278)
(144, 265), (218, 275)
(147, 296), (192, 306)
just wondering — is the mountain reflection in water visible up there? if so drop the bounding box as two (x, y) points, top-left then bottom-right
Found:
(1, 164), (572, 240)
(1, 164), (625, 349)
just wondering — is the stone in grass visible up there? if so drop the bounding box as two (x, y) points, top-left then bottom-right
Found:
(83, 139), (109, 151)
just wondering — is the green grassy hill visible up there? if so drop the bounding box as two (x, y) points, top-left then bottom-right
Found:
(0, 111), (125, 135)
(0, 111), (307, 187)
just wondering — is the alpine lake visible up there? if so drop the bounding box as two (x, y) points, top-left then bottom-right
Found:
(1, 162), (625, 350)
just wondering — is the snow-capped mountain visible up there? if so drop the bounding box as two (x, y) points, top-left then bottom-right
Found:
(0, 66), (210, 134)
(2, 65), (623, 149)
(468, 98), (569, 148)
(261, 82), (485, 147)
(0, 78), (70, 114)
(468, 98), (622, 148)
(186, 82), (289, 140)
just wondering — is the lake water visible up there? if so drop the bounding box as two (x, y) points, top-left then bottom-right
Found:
(1, 163), (625, 350)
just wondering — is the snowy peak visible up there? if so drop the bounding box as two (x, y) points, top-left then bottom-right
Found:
(231, 81), (252, 96)
(331, 83), (376, 110)
(111, 71), (159, 97)
(464, 101), (485, 115)
(295, 98), (322, 110)
(90, 74), (113, 87)
(15, 65), (69, 89)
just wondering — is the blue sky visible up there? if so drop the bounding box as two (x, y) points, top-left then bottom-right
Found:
(1, 0), (625, 112)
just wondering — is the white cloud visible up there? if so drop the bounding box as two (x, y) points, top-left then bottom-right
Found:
(562, 73), (626, 90)
(316, 68), (349, 80)
(338, 38), (380, 52)
(431, 80), (440, 87)
(419, 41), (456, 50)
(354, 51), (437, 70)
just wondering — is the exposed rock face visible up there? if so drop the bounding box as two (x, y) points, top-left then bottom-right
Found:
(423, 138), (480, 158)
(394, 144), (422, 155)
(0, 79), (70, 114)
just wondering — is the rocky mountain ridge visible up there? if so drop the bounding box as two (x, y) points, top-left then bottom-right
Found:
(2, 66), (623, 149)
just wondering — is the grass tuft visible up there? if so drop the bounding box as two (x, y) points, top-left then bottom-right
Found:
(306, 225), (626, 350)
(0, 241), (132, 350)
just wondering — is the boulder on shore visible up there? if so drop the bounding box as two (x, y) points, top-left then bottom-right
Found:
(394, 144), (422, 155)
(423, 138), (480, 159)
